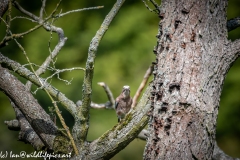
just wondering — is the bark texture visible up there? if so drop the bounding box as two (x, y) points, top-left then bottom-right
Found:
(144, 0), (238, 159)
(0, 65), (58, 149)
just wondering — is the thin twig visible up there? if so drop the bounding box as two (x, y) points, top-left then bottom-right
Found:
(44, 67), (85, 83)
(49, 0), (62, 18)
(57, 6), (104, 18)
(132, 64), (154, 108)
(149, 0), (159, 10)
(40, 0), (47, 20)
(6, 0), (11, 34)
(51, 100), (79, 155)
(142, 0), (160, 14)
(12, 0), (67, 77)
(11, 16), (38, 22)
(13, 1), (39, 21)
(0, 53), (78, 116)
(0, 0), (61, 48)
(0, 16), (50, 47)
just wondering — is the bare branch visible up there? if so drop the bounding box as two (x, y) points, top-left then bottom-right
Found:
(13, 2), (70, 91)
(7, 100), (45, 150)
(76, 82), (115, 109)
(224, 39), (240, 71)
(230, 39), (240, 55)
(5, 0), (11, 32)
(0, 17), (47, 48)
(227, 17), (240, 32)
(89, 102), (108, 109)
(0, 53), (78, 117)
(0, 1), (63, 48)
(40, 0), (47, 20)
(75, 0), (126, 147)
(98, 82), (115, 109)
(132, 64), (153, 108)
(142, 0), (160, 14)
(13, 1), (39, 21)
(76, 100), (113, 109)
(57, 6), (104, 18)
(137, 129), (149, 141)
(213, 142), (240, 160)
(149, 0), (159, 9)
(11, 16), (38, 22)
(30, 67), (84, 94)
(26, 26), (67, 89)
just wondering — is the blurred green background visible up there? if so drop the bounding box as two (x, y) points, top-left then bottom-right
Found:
(0, 0), (239, 159)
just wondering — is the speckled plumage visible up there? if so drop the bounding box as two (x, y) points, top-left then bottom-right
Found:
(115, 86), (132, 122)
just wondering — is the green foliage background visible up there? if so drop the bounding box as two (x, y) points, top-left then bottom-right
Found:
(0, 0), (239, 159)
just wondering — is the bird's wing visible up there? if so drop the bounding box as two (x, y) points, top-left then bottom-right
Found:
(115, 97), (119, 110)
(130, 98), (133, 106)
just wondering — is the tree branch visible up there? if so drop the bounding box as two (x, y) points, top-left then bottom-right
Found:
(0, 18), (49, 48)
(132, 64), (153, 108)
(142, 0), (160, 14)
(13, 1), (99, 98)
(0, 65), (58, 149)
(224, 39), (240, 73)
(227, 17), (240, 32)
(13, 0), (68, 80)
(0, 53), (77, 117)
(137, 129), (149, 141)
(229, 39), (240, 57)
(39, 0), (46, 20)
(213, 142), (240, 160)
(97, 82), (115, 108)
(57, 6), (104, 18)
(0, 1), (63, 48)
(13, 1), (40, 21)
(6, 100), (45, 150)
(76, 82), (115, 109)
(75, 0), (126, 148)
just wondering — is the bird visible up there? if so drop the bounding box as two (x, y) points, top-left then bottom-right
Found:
(115, 85), (132, 122)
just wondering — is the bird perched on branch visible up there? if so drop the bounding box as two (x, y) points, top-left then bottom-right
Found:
(115, 85), (132, 122)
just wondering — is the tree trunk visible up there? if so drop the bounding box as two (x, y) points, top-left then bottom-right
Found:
(144, 0), (239, 159)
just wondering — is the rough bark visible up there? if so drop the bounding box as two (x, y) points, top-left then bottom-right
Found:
(144, 0), (239, 159)
(0, 65), (58, 149)
(0, 0), (8, 18)
(9, 100), (45, 150)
